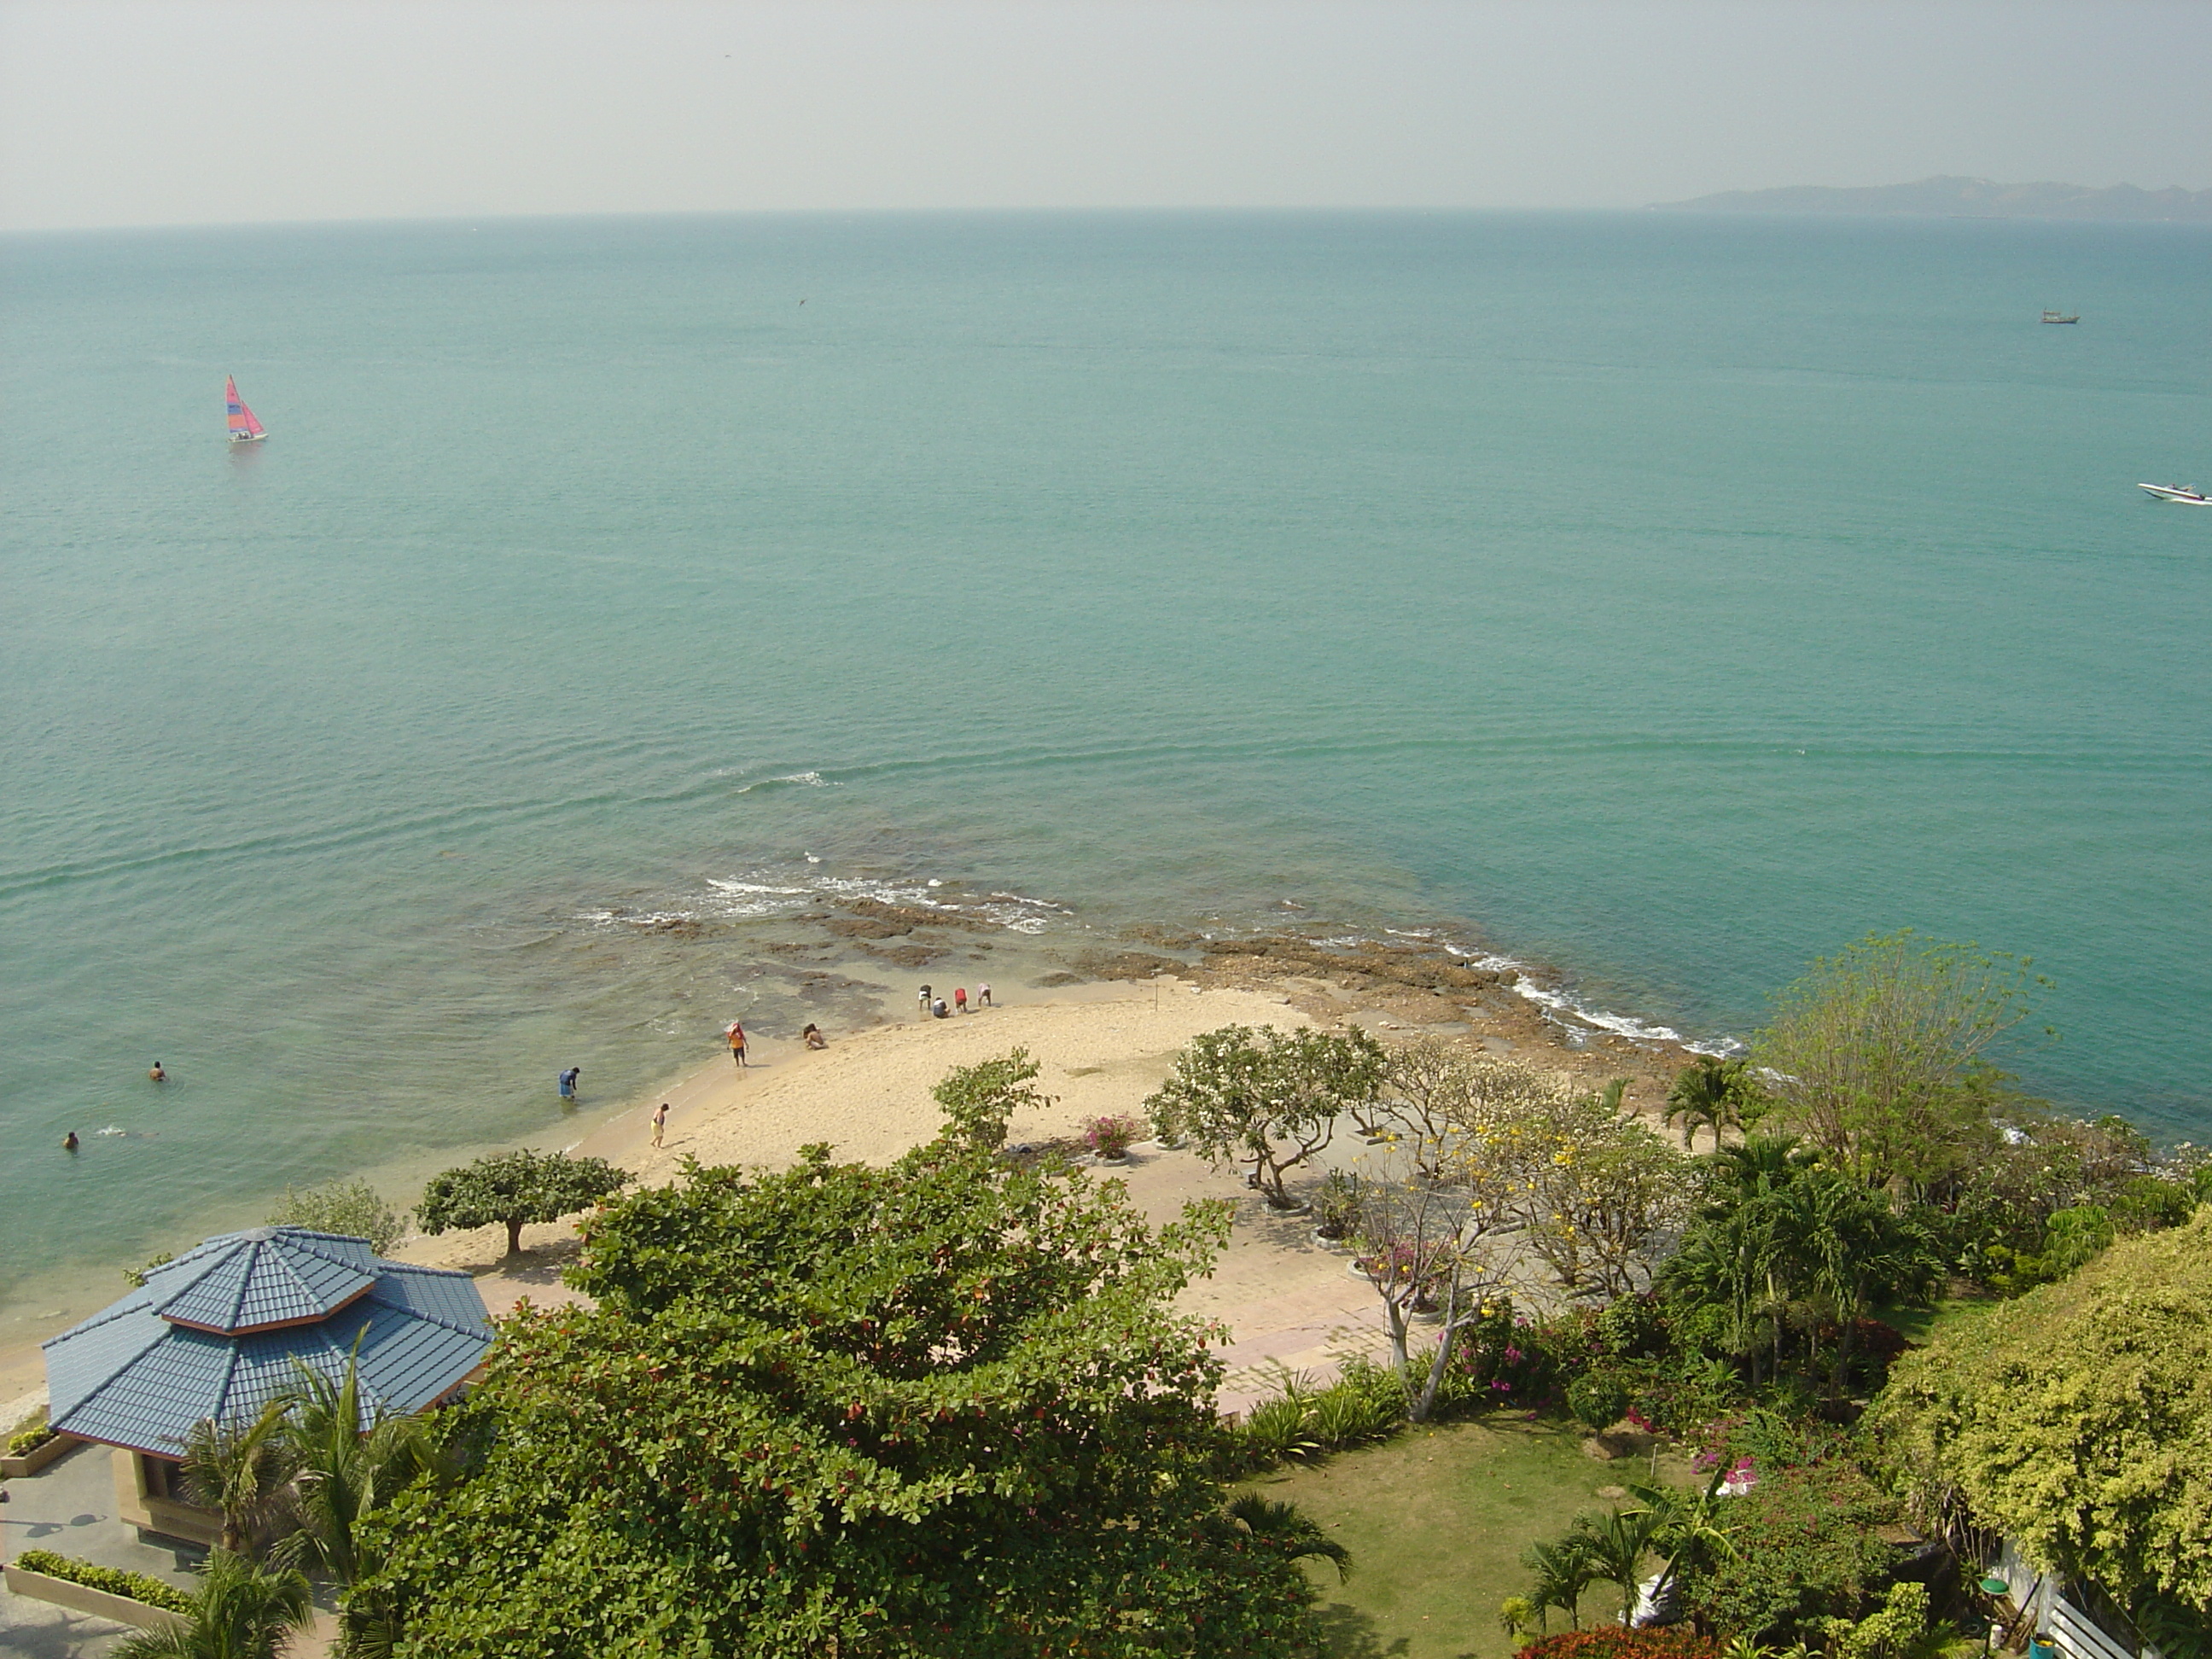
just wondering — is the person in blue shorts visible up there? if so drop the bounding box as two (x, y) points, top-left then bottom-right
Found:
(558, 1066), (580, 1101)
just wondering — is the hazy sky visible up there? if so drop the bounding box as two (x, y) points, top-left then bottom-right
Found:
(3, 0), (2208, 231)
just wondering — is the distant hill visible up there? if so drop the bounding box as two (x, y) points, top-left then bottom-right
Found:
(1656, 176), (2212, 223)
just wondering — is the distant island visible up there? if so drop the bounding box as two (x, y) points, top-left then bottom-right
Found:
(1656, 175), (2212, 223)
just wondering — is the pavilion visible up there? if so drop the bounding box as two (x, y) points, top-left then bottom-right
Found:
(41, 1225), (492, 1545)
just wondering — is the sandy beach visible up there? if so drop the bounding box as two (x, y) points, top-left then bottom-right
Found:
(379, 952), (1698, 1412)
(1, 944), (1703, 1435)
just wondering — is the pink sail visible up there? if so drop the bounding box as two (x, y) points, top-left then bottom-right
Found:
(225, 375), (265, 442)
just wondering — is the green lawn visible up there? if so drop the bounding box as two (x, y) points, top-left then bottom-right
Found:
(1245, 1415), (1699, 1659)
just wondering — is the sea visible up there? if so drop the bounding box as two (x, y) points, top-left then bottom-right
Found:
(3, 209), (2209, 1333)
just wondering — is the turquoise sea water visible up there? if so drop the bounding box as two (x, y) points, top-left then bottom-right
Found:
(3, 211), (2209, 1322)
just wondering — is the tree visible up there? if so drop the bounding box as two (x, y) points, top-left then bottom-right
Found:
(275, 1354), (441, 1587)
(346, 1116), (1330, 1656)
(111, 1549), (313, 1659)
(930, 1047), (1054, 1152)
(1873, 1209), (2212, 1621)
(267, 1179), (405, 1254)
(1754, 931), (2047, 1196)
(179, 1400), (300, 1557)
(1350, 1177), (1507, 1421)
(414, 1149), (626, 1258)
(1512, 1083), (1696, 1298)
(1662, 1057), (1756, 1152)
(1145, 1024), (1384, 1208)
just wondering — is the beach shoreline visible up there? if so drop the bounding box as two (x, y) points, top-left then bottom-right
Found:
(2, 929), (1706, 1432)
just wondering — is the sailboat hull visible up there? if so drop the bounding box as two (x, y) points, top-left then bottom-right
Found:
(228, 431), (267, 445)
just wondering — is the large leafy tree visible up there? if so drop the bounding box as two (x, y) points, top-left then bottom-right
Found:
(1874, 1209), (2212, 1627)
(1753, 931), (2045, 1196)
(1146, 1024), (1385, 1208)
(348, 1095), (1328, 1656)
(414, 1148), (626, 1257)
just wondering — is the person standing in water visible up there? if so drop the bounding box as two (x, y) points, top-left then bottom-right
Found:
(727, 1022), (748, 1067)
(62, 1131), (79, 1152)
(148, 1062), (165, 1082)
(917, 985), (933, 1017)
(557, 1067), (580, 1102)
(651, 1102), (669, 1148)
(977, 983), (992, 1008)
(953, 987), (968, 1014)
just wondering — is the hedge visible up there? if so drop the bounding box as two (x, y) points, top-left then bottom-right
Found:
(11, 1549), (195, 1615)
(1516, 1630), (1720, 1659)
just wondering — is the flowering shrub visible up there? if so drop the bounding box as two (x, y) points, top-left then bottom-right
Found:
(1084, 1114), (1143, 1159)
(1515, 1627), (1720, 1659)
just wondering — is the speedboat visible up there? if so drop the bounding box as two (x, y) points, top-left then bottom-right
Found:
(2139, 482), (2210, 504)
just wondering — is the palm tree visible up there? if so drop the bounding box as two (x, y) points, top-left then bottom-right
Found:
(1629, 1470), (1738, 1603)
(1664, 1058), (1750, 1151)
(111, 1548), (313, 1659)
(1226, 1494), (1352, 1580)
(276, 1355), (438, 1586)
(1586, 1507), (1662, 1627)
(1522, 1534), (1600, 1630)
(179, 1400), (300, 1557)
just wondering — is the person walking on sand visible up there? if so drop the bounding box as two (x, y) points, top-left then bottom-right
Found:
(726, 1021), (748, 1067)
(148, 1061), (165, 1082)
(558, 1066), (580, 1102)
(651, 1101), (669, 1148)
(954, 987), (969, 1014)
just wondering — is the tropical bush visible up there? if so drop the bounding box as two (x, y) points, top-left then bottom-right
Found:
(1514, 1626), (1720, 1659)
(1682, 1441), (1901, 1644)
(110, 1548), (312, 1659)
(268, 1178), (405, 1254)
(1873, 1208), (2212, 1620)
(1566, 1371), (1632, 1433)
(933, 1047), (1054, 1151)
(7, 1407), (55, 1457)
(12, 1550), (195, 1615)
(349, 1097), (1332, 1656)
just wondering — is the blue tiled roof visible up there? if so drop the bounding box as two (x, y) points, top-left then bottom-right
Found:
(44, 1227), (492, 1457)
(148, 1227), (378, 1335)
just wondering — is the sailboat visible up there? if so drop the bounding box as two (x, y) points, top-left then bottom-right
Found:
(224, 375), (266, 445)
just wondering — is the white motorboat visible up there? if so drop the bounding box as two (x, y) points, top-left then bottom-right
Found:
(2139, 483), (2210, 504)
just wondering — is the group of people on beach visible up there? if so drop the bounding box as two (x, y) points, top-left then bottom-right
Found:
(917, 982), (990, 1020)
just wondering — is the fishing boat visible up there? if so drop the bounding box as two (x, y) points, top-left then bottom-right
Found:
(2138, 482), (2210, 504)
(224, 375), (266, 445)
(2040, 311), (2080, 324)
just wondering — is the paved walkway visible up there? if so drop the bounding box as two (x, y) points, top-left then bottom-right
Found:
(1, 1440), (203, 1658)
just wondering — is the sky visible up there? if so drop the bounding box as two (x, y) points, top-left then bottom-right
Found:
(2, 0), (2209, 231)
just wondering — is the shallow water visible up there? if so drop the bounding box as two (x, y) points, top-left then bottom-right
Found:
(3, 209), (2208, 1324)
